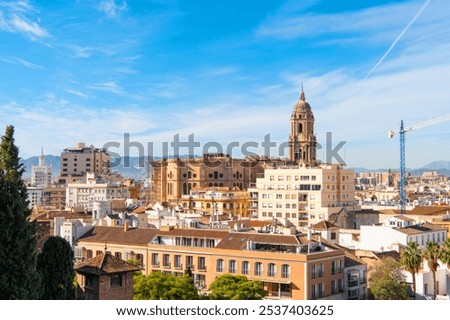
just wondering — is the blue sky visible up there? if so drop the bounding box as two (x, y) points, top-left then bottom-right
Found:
(1, 0), (449, 169)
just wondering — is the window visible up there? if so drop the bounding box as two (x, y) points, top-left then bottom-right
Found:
(312, 265), (316, 279)
(268, 263), (276, 277)
(86, 250), (93, 259)
(276, 194), (283, 199)
(318, 263), (324, 277)
(174, 255), (182, 269)
(281, 264), (290, 278)
(331, 261), (336, 275)
(254, 262), (263, 276)
(242, 261), (250, 275)
(186, 256), (193, 269)
(152, 253), (159, 267)
(216, 259), (224, 272)
(96, 250), (102, 256)
(311, 284), (317, 300)
(198, 257), (206, 271)
(229, 260), (237, 273)
(331, 280), (337, 294)
(110, 274), (122, 287)
(318, 283), (324, 298)
(115, 252), (122, 259)
(163, 254), (170, 268)
(136, 254), (143, 267)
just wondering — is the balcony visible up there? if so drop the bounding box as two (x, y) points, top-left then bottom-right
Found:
(152, 263), (160, 268)
(163, 263), (171, 269)
(198, 265), (207, 272)
(348, 280), (359, 288)
(174, 264), (183, 270)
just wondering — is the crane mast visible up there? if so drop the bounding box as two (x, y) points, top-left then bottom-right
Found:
(389, 114), (450, 214)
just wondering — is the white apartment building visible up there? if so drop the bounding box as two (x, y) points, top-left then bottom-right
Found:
(31, 149), (52, 188)
(359, 216), (447, 252)
(66, 173), (129, 211)
(249, 163), (357, 226)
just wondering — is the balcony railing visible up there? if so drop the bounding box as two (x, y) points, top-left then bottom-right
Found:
(198, 265), (207, 272)
(348, 280), (359, 288)
(152, 263), (160, 268)
(163, 263), (171, 269)
(281, 272), (291, 279)
(174, 264), (183, 270)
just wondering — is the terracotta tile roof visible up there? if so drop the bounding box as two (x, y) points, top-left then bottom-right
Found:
(381, 206), (450, 216)
(75, 252), (140, 276)
(394, 223), (448, 235)
(78, 226), (158, 245)
(310, 220), (339, 230)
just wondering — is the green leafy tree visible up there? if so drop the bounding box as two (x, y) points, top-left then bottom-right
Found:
(134, 271), (199, 300)
(439, 238), (450, 268)
(0, 125), (40, 299)
(209, 274), (267, 300)
(37, 236), (76, 299)
(368, 257), (410, 300)
(422, 242), (440, 299)
(400, 241), (422, 299)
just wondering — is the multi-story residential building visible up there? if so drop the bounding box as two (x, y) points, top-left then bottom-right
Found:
(41, 186), (66, 209)
(249, 164), (357, 227)
(27, 186), (44, 209)
(359, 216), (448, 252)
(31, 149), (52, 188)
(180, 187), (250, 217)
(76, 225), (355, 300)
(60, 142), (110, 180)
(66, 173), (129, 211)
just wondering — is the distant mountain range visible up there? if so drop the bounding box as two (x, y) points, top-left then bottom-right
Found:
(350, 161), (450, 176)
(21, 156), (450, 180)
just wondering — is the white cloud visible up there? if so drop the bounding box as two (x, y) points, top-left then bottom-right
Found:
(97, 0), (128, 19)
(1, 55), (44, 69)
(66, 89), (87, 98)
(255, 0), (424, 43)
(0, 1), (49, 41)
(89, 81), (124, 95)
(68, 45), (94, 58)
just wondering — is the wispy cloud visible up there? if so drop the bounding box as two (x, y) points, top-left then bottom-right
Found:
(97, 0), (128, 19)
(1, 55), (44, 70)
(89, 81), (124, 95)
(66, 89), (87, 98)
(68, 45), (94, 58)
(202, 66), (238, 77)
(0, 1), (49, 41)
(255, 1), (419, 43)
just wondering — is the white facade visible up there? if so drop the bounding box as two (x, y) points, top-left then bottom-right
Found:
(26, 186), (44, 209)
(358, 221), (447, 252)
(54, 217), (93, 246)
(249, 164), (357, 226)
(31, 150), (52, 188)
(66, 173), (129, 211)
(403, 261), (450, 300)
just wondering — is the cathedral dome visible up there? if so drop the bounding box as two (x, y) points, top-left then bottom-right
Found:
(292, 90), (312, 115)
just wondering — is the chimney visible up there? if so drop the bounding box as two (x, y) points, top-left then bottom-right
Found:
(124, 221), (129, 232)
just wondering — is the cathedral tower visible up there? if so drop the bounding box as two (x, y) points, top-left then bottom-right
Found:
(288, 88), (317, 164)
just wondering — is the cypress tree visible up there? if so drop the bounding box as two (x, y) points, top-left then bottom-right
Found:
(0, 125), (40, 299)
(37, 236), (76, 299)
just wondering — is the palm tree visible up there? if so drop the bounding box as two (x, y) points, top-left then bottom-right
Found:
(400, 241), (421, 299)
(422, 242), (440, 299)
(439, 238), (450, 268)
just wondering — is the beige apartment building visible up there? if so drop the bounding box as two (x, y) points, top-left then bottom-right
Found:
(249, 164), (357, 227)
(60, 142), (110, 182)
(77, 225), (349, 300)
(180, 187), (250, 217)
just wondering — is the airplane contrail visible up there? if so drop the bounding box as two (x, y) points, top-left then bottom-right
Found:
(364, 0), (431, 80)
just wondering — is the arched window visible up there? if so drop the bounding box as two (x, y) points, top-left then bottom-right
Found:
(213, 171), (219, 179)
(254, 262), (263, 276)
(229, 260), (237, 273)
(298, 123), (303, 133)
(268, 263), (276, 277)
(216, 259), (224, 272)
